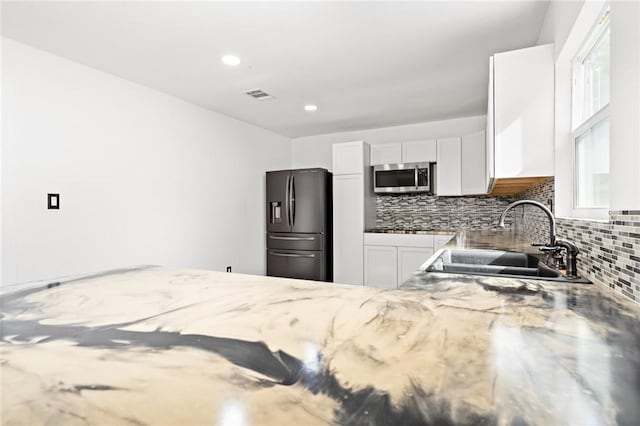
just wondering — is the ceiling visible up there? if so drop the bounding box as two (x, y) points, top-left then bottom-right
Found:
(1, 1), (549, 138)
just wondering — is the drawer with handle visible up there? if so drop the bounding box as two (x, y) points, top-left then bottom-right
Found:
(266, 250), (325, 281)
(266, 233), (324, 251)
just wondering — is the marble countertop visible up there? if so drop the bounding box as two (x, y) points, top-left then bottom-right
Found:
(2, 232), (640, 424)
(442, 228), (547, 255)
(365, 228), (457, 235)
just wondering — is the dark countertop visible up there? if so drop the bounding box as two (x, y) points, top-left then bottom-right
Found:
(1, 230), (639, 425)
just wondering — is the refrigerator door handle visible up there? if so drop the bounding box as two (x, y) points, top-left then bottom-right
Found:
(269, 235), (315, 241)
(290, 175), (296, 227)
(285, 174), (291, 227)
(269, 251), (315, 258)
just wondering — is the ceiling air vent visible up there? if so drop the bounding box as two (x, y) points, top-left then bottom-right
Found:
(245, 89), (274, 100)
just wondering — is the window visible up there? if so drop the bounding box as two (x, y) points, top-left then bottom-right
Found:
(572, 9), (610, 210)
(576, 118), (609, 207)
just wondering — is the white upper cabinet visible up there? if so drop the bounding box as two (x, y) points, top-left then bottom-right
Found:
(402, 139), (437, 163)
(436, 137), (462, 196)
(368, 133), (491, 196)
(461, 131), (487, 195)
(369, 140), (437, 165)
(487, 56), (495, 191)
(333, 141), (367, 175)
(370, 144), (402, 165)
(491, 44), (554, 179)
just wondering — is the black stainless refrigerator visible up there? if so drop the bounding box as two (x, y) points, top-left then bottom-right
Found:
(266, 168), (332, 282)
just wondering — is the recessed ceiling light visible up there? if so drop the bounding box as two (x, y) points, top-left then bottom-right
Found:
(304, 104), (318, 112)
(221, 55), (241, 66)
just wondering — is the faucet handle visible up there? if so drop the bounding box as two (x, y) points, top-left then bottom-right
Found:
(535, 245), (567, 270)
(537, 245), (564, 253)
(532, 242), (550, 247)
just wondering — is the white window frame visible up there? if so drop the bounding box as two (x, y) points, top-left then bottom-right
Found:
(570, 7), (610, 219)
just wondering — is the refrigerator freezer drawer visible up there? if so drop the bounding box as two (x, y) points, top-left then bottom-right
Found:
(266, 233), (324, 251)
(267, 249), (326, 281)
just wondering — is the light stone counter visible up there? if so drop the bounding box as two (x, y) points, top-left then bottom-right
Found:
(442, 228), (547, 255)
(1, 244), (639, 425)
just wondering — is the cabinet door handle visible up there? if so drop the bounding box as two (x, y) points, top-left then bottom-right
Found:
(269, 236), (315, 241)
(269, 251), (315, 258)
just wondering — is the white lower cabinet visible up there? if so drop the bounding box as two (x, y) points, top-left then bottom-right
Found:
(397, 247), (434, 284)
(364, 233), (448, 288)
(434, 235), (454, 251)
(363, 245), (397, 288)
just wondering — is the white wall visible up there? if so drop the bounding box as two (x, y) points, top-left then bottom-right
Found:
(609, 0), (640, 210)
(1, 38), (291, 285)
(546, 0), (640, 216)
(550, 0), (606, 219)
(291, 116), (486, 170)
(537, 0), (585, 58)
(0, 8), (3, 283)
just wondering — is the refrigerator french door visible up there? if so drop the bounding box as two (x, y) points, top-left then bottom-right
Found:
(266, 168), (332, 281)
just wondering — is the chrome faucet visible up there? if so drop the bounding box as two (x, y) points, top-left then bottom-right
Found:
(498, 200), (557, 246)
(497, 200), (581, 278)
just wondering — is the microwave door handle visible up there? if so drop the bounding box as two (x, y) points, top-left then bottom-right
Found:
(415, 167), (419, 190)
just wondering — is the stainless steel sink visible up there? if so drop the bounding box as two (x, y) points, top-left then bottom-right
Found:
(425, 249), (590, 283)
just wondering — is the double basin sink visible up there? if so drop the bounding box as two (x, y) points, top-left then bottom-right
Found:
(425, 249), (590, 283)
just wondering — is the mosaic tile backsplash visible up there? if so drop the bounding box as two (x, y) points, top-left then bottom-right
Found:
(557, 212), (640, 304)
(513, 177), (640, 304)
(512, 177), (556, 244)
(376, 177), (640, 305)
(375, 194), (514, 231)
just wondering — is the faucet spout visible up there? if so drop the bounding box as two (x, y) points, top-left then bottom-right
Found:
(497, 199), (584, 279)
(497, 200), (556, 247)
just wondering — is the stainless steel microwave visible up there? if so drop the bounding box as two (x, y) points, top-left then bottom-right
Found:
(373, 162), (435, 194)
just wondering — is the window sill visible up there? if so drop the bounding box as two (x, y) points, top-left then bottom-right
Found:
(556, 216), (609, 224)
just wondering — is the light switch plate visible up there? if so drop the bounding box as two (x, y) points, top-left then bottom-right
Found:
(48, 193), (60, 210)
